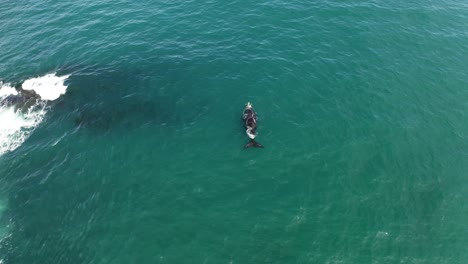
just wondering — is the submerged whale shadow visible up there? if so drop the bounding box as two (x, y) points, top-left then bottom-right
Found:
(73, 95), (177, 131)
(58, 65), (209, 133)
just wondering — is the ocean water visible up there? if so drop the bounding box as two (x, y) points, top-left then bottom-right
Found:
(0, 0), (467, 263)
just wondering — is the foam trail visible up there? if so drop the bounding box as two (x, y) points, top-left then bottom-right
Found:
(0, 73), (70, 156)
(0, 103), (46, 155)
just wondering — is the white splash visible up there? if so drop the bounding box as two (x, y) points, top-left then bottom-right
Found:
(0, 82), (17, 97)
(0, 104), (47, 155)
(22, 73), (70, 101)
(0, 73), (70, 156)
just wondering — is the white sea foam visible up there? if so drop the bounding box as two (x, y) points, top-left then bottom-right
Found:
(0, 103), (46, 155)
(22, 73), (70, 101)
(0, 82), (17, 97)
(0, 73), (70, 156)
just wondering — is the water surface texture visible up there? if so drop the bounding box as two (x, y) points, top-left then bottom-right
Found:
(0, 1), (467, 263)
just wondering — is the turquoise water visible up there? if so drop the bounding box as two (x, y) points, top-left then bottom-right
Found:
(1, 0), (468, 263)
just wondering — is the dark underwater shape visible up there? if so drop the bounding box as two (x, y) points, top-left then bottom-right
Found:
(74, 97), (165, 130)
(51, 66), (210, 133)
(0, 85), (41, 113)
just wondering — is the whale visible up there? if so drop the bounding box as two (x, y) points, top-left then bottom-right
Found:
(242, 102), (263, 148)
(0, 84), (41, 112)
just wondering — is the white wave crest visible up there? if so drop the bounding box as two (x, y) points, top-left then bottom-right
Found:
(22, 73), (70, 101)
(0, 82), (17, 97)
(0, 73), (70, 156)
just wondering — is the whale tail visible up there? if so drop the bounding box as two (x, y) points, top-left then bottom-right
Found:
(244, 139), (264, 148)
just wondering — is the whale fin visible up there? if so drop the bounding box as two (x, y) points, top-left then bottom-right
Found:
(244, 139), (264, 148)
